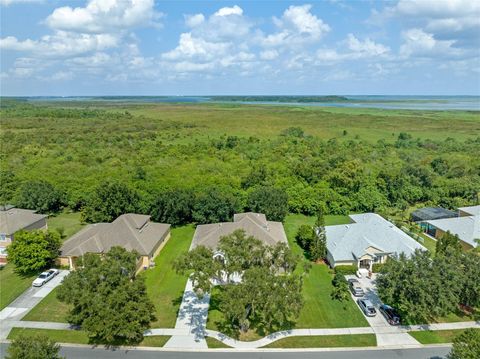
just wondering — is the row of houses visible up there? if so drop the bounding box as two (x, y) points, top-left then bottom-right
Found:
(1, 205), (478, 271)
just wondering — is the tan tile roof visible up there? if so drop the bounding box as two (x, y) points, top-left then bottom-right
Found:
(190, 212), (288, 250)
(60, 214), (170, 257)
(0, 208), (47, 235)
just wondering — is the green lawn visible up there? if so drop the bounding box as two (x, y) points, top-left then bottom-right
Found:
(22, 287), (70, 322)
(47, 211), (85, 240)
(418, 233), (437, 254)
(0, 264), (36, 310)
(409, 329), (480, 344)
(20, 225), (195, 327)
(262, 334), (377, 348)
(207, 214), (367, 340)
(142, 225), (195, 328)
(206, 336), (232, 348)
(8, 328), (170, 347)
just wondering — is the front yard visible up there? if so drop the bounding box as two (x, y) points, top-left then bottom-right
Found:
(206, 214), (368, 341)
(262, 334), (377, 348)
(409, 328), (480, 344)
(0, 264), (36, 310)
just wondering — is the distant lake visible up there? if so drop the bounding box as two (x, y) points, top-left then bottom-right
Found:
(25, 95), (480, 111)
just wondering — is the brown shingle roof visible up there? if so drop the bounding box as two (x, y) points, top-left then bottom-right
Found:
(0, 208), (47, 235)
(190, 212), (288, 250)
(60, 214), (170, 257)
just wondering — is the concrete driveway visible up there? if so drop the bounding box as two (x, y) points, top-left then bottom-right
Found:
(345, 274), (420, 347)
(0, 270), (69, 339)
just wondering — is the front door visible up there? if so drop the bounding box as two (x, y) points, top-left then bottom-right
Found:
(359, 259), (371, 270)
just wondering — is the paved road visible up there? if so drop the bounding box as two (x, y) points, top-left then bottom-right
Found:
(0, 343), (452, 359)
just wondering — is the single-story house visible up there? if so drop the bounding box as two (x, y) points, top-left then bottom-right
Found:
(424, 205), (479, 249)
(58, 213), (170, 272)
(325, 213), (426, 270)
(0, 206), (48, 264)
(190, 212), (288, 251)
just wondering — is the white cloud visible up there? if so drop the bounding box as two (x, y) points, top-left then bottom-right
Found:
(45, 0), (160, 34)
(260, 50), (279, 60)
(162, 33), (230, 61)
(185, 13), (205, 28)
(214, 5), (243, 17)
(346, 34), (390, 57)
(400, 28), (462, 58)
(0, 0), (42, 6)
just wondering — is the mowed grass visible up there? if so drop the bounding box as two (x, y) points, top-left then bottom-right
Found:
(22, 287), (70, 322)
(142, 225), (195, 328)
(8, 328), (170, 347)
(262, 334), (377, 348)
(47, 211), (85, 240)
(206, 336), (233, 348)
(22, 224), (195, 327)
(207, 213), (367, 340)
(0, 264), (36, 310)
(409, 329), (480, 344)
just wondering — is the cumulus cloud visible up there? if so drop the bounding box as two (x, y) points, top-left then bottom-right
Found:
(0, 0), (42, 6)
(185, 13), (205, 28)
(400, 28), (462, 58)
(45, 0), (160, 34)
(346, 34), (390, 57)
(162, 33), (230, 61)
(214, 5), (243, 17)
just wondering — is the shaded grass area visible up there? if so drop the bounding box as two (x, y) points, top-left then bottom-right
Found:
(206, 336), (233, 348)
(22, 287), (70, 323)
(0, 264), (36, 310)
(262, 334), (377, 348)
(142, 225), (195, 328)
(409, 329), (480, 344)
(21, 225), (195, 327)
(207, 214), (367, 340)
(47, 211), (85, 241)
(8, 328), (170, 347)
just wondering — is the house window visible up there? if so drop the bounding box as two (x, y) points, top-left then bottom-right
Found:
(0, 234), (6, 241)
(374, 256), (381, 263)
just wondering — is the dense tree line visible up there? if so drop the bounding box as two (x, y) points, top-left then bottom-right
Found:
(1, 102), (479, 223)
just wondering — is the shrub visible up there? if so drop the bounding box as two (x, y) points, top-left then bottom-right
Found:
(334, 265), (358, 275)
(372, 263), (385, 273)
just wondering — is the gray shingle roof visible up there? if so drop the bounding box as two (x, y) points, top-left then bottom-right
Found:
(0, 208), (47, 235)
(326, 213), (426, 262)
(190, 212), (288, 250)
(60, 214), (170, 257)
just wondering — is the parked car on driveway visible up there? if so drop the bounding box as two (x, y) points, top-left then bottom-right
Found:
(348, 278), (365, 296)
(357, 298), (377, 317)
(32, 269), (58, 287)
(379, 304), (401, 325)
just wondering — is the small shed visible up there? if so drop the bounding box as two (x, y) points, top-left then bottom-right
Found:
(411, 207), (457, 222)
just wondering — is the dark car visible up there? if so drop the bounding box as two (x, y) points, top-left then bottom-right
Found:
(379, 304), (401, 325)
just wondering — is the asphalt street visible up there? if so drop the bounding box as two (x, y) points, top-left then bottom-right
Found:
(0, 343), (451, 359)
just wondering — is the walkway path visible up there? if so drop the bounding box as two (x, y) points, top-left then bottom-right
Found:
(162, 279), (210, 349)
(0, 270), (69, 340)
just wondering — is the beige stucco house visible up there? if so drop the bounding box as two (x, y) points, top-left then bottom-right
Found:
(190, 212), (288, 251)
(325, 213), (426, 270)
(0, 206), (48, 265)
(58, 213), (170, 272)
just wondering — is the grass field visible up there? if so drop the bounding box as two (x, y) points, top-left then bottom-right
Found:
(8, 328), (170, 347)
(262, 334), (377, 348)
(206, 336), (232, 348)
(142, 225), (195, 328)
(409, 328), (480, 344)
(206, 214), (368, 340)
(22, 288), (70, 322)
(22, 224), (195, 326)
(47, 211), (85, 240)
(0, 264), (36, 310)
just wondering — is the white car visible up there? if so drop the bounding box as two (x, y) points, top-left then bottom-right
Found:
(32, 269), (59, 287)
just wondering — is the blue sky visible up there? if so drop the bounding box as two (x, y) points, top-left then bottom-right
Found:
(1, 0), (479, 96)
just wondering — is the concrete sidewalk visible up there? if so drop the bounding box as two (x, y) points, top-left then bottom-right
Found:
(163, 279), (210, 349)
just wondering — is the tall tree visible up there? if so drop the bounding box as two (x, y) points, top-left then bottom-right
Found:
(81, 181), (141, 223)
(295, 224), (315, 251)
(16, 180), (65, 213)
(7, 230), (60, 274)
(150, 188), (194, 226)
(192, 187), (240, 224)
(56, 247), (155, 344)
(436, 231), (462, 256)
(311, 211), (327, 261)
(246, 186), (288, 222)
(6, 333), (62, 359)
(448, 328), (480, 359)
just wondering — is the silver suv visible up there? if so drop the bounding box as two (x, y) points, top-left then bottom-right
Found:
(357, 299), (377, 317)
(348, 278), (364, 297)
